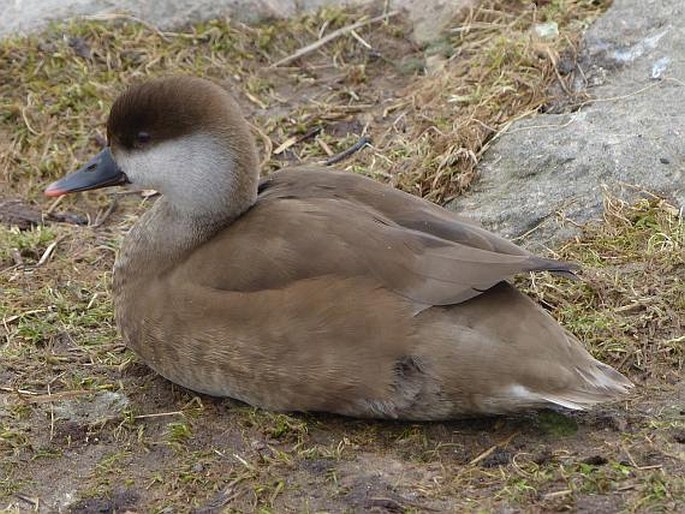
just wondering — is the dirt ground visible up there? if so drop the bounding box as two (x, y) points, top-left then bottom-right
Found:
(1, 1), (684, 512)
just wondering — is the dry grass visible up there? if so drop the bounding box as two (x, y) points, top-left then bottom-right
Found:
(522, 195), (685, 376)
(2, 0), (684, 512)
(1, 1), (606, 204)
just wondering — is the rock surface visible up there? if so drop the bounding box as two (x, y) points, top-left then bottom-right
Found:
(1, 0), (473, 44)
(450, 0), (685, 248)
(52, 391), (130, 424)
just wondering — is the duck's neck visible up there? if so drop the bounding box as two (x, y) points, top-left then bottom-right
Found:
(118, 201), (201, 273)
(116, 196), (253, 282)
(112, 194), (246, 347)
(117, 129), (260, 272)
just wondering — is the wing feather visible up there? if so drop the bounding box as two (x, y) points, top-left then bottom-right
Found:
(179, 168), (576, 307)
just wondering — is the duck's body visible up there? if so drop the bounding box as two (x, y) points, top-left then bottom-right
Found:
(46, 76), (632, 419)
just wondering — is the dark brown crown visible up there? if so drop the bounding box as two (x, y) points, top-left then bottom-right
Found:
(107, 75), (244, 150)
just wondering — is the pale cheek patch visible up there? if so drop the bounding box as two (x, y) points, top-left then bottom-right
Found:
(114, 134), (234, 213)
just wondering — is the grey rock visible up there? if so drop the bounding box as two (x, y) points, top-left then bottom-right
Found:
(53, 390), (130, 424)
(0, 0), (473, 44)
(0, 0), (352, 36)
(450, 0), (685, 248)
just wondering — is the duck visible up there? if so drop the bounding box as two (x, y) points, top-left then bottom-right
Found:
(44, 75), (632, 420)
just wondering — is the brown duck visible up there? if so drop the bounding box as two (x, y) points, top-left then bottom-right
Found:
(45, 76), (632, 419)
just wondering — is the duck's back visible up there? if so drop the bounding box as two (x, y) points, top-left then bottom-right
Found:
(181, 167), (575, 304)
(128, 167), (631, 419)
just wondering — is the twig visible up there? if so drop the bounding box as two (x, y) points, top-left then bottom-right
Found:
(134, 411), (184, 420)
(0, 386), (39, 395)
(33, 237), (63, 268)
(198, 477), (246, 510)
(318, 138), (334, 156)
(46, 195), (64, 215)
(233, 453), (255, 471)
(369, 497), (441, 512)
(274, 127), (323, 156)
(92, 197), (119, 228)
(324, 136), (371, 166)
(21, 106), (40, 136)
(296, 126), (324, 144)
(350, 29), (373, 49)
(468, 431), (519, 466)
(2, 309), (47, 325)
(543, 489), (573, 500)
(248, 122), (274, 169)
(270, 11), (400, 67)
(47, 211), (89, 226)
(13, 493), (40, 509)
(16, 389), (96, 403)
(48, 383), (55, 441)
(274, 135), (299, 155)
(546, 47), (573, 97)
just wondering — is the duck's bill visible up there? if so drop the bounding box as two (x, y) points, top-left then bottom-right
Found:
(44, 147), (128, 197)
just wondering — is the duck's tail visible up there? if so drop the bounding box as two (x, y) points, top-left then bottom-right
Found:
(535, 333), (633, 411)
(408, 282), (634, 418)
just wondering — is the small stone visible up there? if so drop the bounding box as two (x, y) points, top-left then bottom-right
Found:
(533, 21), (559, 40)
(651, 56), (670, 79)
(68, 36), (92, 60)
(53, 391), (130, 424)
(660, 156), (670, 164)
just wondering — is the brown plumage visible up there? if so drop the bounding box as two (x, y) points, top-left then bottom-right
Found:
(45, 76), (632, 419)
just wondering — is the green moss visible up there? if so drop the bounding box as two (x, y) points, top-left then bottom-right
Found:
(537, 410), (579, 437)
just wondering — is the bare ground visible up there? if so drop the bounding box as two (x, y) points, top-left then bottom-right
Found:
(1, 1), (684, 512)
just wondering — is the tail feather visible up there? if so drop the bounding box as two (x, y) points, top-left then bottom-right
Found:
(539, 361), (633, 411)
(527, 257), (581, 281)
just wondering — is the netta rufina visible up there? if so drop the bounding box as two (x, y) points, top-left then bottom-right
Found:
(45, 76), (632, 419)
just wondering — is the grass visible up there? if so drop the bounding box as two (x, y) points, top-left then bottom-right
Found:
(1, 0), (684, 512)
(1, 1), (607, 203)
(522, 196), (685, 375)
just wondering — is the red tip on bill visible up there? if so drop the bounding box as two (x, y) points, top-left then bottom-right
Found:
(44, 184), (67, 197)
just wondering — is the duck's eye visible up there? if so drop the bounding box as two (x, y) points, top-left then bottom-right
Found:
(136, 131), (151, 145)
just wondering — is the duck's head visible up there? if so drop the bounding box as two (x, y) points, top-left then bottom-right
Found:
(45, 76), (259, 217)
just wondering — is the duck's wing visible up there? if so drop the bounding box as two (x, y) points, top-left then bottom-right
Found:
(180, 171), (574, 306)
(339, 212), (570, 305)
(258, 167), (562, 259)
